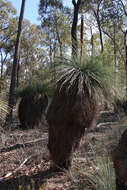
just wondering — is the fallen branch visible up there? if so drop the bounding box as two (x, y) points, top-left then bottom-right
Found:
(96, 122), (118, 128)
(0, 156), (32, 182)
(0, 137), (46, 153)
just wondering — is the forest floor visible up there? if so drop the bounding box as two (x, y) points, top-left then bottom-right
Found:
(0, 111), (126, 190)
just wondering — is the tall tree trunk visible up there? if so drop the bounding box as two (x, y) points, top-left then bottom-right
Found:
(16, 62), (20, 87)
(71, 0), (81, 59)
(0, 51), (4, 79)
(7, 0), (26, 121)
(113, 23), (119, 90)
(113, 23), (117, 66)
(94, 11), (103, 53)
(98, 21), (103, 53)
(90, 27), (94, 56)
(124, 30), (127, 97)
(53, 39), (56, 83)
(49, 38), (56, 85)
(80, 14), (84, 63)
(55, 24), (63, 57)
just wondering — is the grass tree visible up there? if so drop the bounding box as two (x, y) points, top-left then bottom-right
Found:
(46, 55), (114, 171)
(16, 82), (49, 129)
(112, 128), (127, 189)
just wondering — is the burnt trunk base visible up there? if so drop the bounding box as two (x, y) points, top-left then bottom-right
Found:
(112, 129), (127, 190)
(48, 123), (88, 171)
(116, 179), (127, 190)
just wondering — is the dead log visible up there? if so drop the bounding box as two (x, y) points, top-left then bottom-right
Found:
(0, 138), (46, 153)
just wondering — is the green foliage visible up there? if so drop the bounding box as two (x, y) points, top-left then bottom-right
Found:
(0, 0), (16, 21)
(0, 98), (10, 121)
(0, 1), (18, 82)
(95, 156), (115, 190)
(39, 0), (71, 60)
(15, 82), (50, 98)
(55, 55), (115, 101)
(39, 0), (63, 16)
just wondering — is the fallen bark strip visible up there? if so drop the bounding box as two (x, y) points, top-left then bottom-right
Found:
(89, 121), (119, 133)
(0, 137), (46, 153)
(0, 156), (32, 182)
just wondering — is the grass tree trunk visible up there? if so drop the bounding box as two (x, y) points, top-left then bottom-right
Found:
(112, 129), (127, 190)
(7, 0), (26, 121)
(47, 85), (97, 170)
(18, 94), (48, 129)
(71, 0), (81, 58)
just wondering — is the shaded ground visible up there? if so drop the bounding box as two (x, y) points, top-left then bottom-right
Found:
(0, 112), (126, 190)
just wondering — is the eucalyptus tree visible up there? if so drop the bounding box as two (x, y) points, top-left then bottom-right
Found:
(92, 0), (104, 53)
(18, 21), (47, 84)
(101, 0), (124, 52)
(39, 0), (71, 56)
(3, 19), (48, 87)
(82, 0), (127, 94)
(0, 0), (17, 79)
(39, 0), (72, 83)
(119, 0), (127, 96)
(8, 0), (26, 121)
(100, 0), (127, 95)
(71, 0), (81, 58)
(39, 0), (63, 56)
(0, 0), (16, 31)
